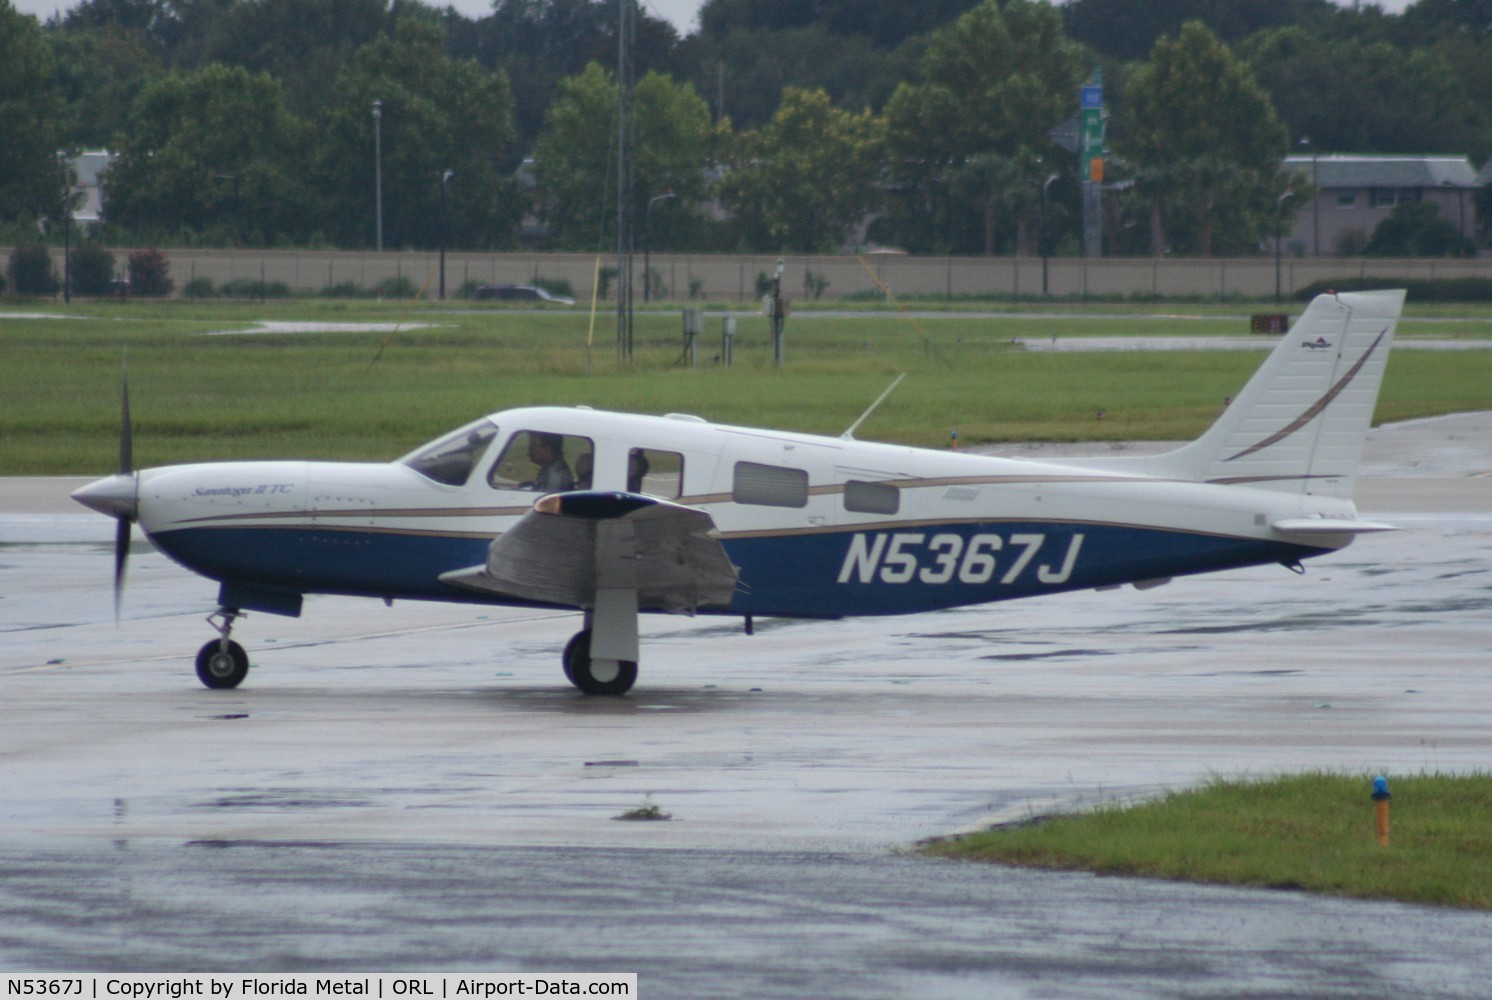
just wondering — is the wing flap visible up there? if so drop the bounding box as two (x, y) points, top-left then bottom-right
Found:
(439, 491), (738, 613)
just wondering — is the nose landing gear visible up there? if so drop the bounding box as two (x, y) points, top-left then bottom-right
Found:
(195, 608), (249, 689)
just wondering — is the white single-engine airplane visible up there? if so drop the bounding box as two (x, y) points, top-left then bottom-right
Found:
(73, 289), (1404, 695)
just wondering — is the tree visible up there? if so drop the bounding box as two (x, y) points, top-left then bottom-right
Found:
(448, 0), (682, 151)
(0, 4), (67, 227)
(532, 62), (717, 250)
(679, 23), (901, 131)
(311, 20), (520, 249)
(1243, 27), (1487, 160)
(58, 0), (199, 60)
(103, 63), (312, 244)
(947, 152), (1042, 257)
(1119, 21), (1288, 256)
(1062, 0), (1338, 61)
(47, 23), (166, 149)
(717, 87), (884, 252)
(699, 0), (981, 47)
(1401, 0), (1492, 42)
(879, 0), (1086, 254)
(882, 0), (1078, 169)
(201, 0), (394, 119)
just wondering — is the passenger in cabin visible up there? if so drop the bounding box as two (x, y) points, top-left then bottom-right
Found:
(523, 432), (574, 492)
(627, 451), (650, 493)
(574, 452), (594, 490)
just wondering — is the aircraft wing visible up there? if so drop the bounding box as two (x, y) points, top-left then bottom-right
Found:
(439, 491), (739, 614)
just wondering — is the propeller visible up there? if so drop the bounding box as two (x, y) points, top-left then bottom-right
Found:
(69, 360), (141, 621)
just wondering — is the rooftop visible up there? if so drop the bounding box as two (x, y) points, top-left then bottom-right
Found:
(1283, 154), (1479, 189)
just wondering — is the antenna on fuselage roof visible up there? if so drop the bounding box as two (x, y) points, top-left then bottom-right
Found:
(841, 372), (906, 441)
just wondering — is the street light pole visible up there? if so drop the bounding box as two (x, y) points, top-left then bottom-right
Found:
(644, 190), (675, 302)
(373, 100), (384, 252)
(1299, 136), (1317, 257)
(57, 153), (72, 304)
(62, 200), (71, 305)
(1275, 190), (1294, 306)
(770, 257), (785, 366)
(1035, 173), (1057, 296)
(438, 169), (453, 300)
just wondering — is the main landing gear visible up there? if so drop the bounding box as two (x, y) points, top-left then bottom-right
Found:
(560, 590), (641, 696)
(562, 629), (638, 696)
(195, 608), (249, 689)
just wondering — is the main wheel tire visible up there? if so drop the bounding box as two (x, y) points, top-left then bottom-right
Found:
(562, 629), (637, 696)
(195, 639), (249, 689)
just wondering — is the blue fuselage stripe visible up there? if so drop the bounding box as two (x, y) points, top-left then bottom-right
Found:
(149, 521), (1324, 619)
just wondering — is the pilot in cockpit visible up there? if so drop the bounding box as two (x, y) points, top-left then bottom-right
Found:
(523, 432), (575, 492)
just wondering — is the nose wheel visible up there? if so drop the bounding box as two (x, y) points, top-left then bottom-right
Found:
(195, 609), (249, 689)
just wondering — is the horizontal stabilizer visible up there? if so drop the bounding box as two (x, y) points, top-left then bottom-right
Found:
(1271, 517), (1397, 536)
(440, 491), (738, 613)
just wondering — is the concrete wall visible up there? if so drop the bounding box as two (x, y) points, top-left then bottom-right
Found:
(16, 247), (1492, 302)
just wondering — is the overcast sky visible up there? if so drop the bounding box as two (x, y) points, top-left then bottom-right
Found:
(8, 0), (1417, 38)
(9, 0), (704, 32)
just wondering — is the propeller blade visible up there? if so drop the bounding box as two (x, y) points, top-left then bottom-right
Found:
(115, 360), (133, 621)
(114, 515), (130, 622)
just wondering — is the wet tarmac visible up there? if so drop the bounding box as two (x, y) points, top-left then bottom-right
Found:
(5, 842), (1491, 998)
(3, 414), (1491, 996)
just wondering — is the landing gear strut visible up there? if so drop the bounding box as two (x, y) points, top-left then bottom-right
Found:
(195, 608), (249, 689)
(563, 629), (637, 696)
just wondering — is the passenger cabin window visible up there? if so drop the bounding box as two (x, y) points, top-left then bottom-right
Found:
(489, 430), (594, 493)
(844, 480), (899, 515)
(628, 448), (683, 497)
(400, 419), (499, 486)
(733, 461), (808, 508)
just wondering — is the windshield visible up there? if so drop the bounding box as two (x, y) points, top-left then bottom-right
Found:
(399, 418), (499, 486)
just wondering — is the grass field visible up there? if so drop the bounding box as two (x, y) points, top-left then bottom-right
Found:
(922, 772), (1492, 910)
(3, 297), (1490, 474)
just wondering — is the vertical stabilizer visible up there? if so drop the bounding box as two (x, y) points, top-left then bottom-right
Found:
(1165, 289), (1403, 496)
(1067, 290), (1404, 497)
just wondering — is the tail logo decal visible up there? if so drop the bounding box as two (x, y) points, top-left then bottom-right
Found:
(1224, 327), (1388, 464)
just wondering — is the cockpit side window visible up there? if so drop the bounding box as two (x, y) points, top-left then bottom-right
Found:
(399, 419), (499, 486)
(489, 430), (594, 493)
